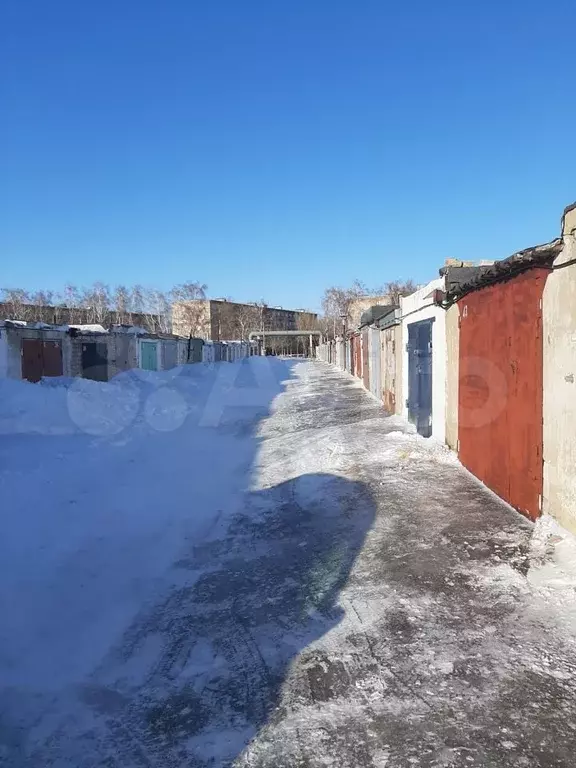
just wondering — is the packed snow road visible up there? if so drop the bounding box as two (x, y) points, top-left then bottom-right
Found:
(2, 359), (576, 767)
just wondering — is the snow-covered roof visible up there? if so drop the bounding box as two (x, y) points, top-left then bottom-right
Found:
(0, 320), (69, 331)
(109, 324), (149, 335)
(69, 324), (108, 334)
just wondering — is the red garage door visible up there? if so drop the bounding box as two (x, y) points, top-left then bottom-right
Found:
(21, 339), (63, 383)
(458, 268), (547, 520)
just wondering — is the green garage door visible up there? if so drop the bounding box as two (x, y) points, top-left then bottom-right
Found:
(141, 341), (158, 371)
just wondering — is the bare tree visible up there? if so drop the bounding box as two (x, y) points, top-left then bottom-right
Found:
(170, 281), (208, 338)
(233, 302), (261, 341)
(382, 279), (417, 304)
(80, 282), (111, 324)
(112, 285), (132, 325)
(320, 278), (416, 337)
(58, 284), (84, 324)
(1, 278), (213, 334)
(140, 288), (170, 334)
(1, 288), (32, 321)
(130, 284), (145, 315)
(321, 281), (366, 338)
(29, 290), (55, 323)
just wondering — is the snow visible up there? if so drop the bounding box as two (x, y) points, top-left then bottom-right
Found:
(109, 324), (150, 335)
(0, 359), (289, 691)
(2, 360), (576, 767)
(68, 323), (108, 333)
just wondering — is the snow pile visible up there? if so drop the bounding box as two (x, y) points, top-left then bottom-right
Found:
(0, 357), (291, 694)
(0, 359), (285, 437)
(68, 323), (108, 333)
(0, 375), (144, 436)
(527, 514), (576, 592)
(0, 377), (74, 435)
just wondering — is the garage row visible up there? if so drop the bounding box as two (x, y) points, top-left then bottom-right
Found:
(0, 323), (258, 383)
(317, 202), (576, 538)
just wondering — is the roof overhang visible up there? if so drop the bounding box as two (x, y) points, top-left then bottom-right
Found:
(358, 304), (399, 329)
(444, 238), (563, 304)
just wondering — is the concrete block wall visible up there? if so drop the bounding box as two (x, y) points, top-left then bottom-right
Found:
(70, 338), (83, 378)
(0, 327), (72, 380)
(107, 333), (138, 379)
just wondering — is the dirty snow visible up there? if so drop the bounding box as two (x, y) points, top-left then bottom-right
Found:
(1, 360), (576, 767)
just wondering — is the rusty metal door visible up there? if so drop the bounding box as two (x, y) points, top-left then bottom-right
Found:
(42, 341), (63, 378)
(21, 339), (63, 382)
(458, 269), (547, 520)
(21, 339), (43, 382)
(352, 335), (360, 377)
(369, 327), (381, 399)
(381, 328), (397, 413)
(362, 330), (370, 389)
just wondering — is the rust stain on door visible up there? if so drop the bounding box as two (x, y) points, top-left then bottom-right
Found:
(22, 339), (43, 383)
(351, 335), (361, 378)
(458, 268), (547, 520)
(361, 330), (370, 390)
(381, 327), (397, 413)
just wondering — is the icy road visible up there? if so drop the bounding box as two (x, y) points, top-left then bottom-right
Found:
(2, 359), (576, 767)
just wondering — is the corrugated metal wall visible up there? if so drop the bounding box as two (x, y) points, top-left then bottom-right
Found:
(458, 269), (547, 520)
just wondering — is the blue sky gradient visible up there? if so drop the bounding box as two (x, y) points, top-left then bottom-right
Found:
(2, 0), (575, 311)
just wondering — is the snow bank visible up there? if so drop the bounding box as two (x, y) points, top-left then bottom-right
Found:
(0, 377), (74, 435)
(0, 357), (292, 691)
(0, 358), (286, 437)
(528, 514), (576, 591)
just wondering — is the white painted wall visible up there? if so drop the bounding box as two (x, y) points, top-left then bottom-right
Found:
(401, 277), (447, 443)
(543, 206), (576, 535)
(2, 330), (24, 378)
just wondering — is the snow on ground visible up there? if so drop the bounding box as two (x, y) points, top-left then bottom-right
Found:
(1, 360), (576, 767)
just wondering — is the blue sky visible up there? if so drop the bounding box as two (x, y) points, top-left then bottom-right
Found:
(1, 1), (575, 311)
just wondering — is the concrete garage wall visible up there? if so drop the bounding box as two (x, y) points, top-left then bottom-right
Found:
(0, 331), (8, 378)
(401, 278), (447, 442)
(445, 303), (460, 451)
(108, 334), (138, 379)
(543, 204), (576, 534)
(0, 327), (72, 380)
(394, 323), (403, 416)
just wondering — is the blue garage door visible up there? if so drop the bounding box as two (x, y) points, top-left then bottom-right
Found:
(407, 319), (433, 437)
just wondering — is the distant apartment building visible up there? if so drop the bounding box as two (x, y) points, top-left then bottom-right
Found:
(172, 299), (317, 341)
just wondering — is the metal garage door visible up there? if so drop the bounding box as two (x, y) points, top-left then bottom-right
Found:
(163, 341), (178, 370)
(22, 339), (63, 383)
(140, 341), (158, 371)
(362, 330), (370, 390)
(82, 342), (108, 381)
(369, 327), (381, 400)
(458, 269), (546, 520)
(407, 319), (433, 437)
